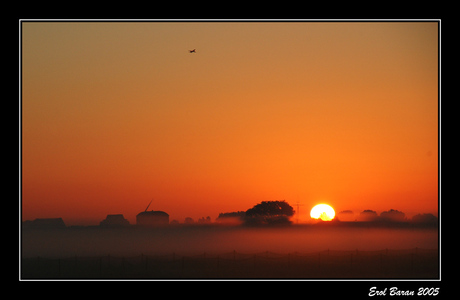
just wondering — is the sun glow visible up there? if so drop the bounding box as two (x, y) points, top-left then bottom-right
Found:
(310, 204), (335, 221)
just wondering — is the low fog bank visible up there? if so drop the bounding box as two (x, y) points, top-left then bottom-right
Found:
(21, 225), (438, 258)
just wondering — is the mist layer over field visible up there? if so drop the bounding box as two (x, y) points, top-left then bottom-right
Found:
(22, 225), (438, 258)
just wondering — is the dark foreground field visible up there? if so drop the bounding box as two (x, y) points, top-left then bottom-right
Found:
(21, 224), (438, 279)
(22, 248), (438, 279)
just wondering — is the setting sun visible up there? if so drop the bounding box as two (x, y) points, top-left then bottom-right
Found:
(310, 204), (336, 221)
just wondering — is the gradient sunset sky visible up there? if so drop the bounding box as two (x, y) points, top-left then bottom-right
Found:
(21, 21), (439, 225)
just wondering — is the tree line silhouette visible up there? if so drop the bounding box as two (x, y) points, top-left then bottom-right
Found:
(216, 201), (437, 227)
(23, 200), (437, 229)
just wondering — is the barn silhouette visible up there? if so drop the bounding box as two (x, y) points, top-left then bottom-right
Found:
(136, 201), (169, 226)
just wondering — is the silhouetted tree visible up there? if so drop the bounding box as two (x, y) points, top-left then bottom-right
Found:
(337, 210), (355, 222)
(357, 210), (378, 222)
(380, 209), (406, 222)
(216, 211), (246, 224)
(245, 200), (294, 225)
(411, 213), (437, 225)
(198, 216), (211, 224)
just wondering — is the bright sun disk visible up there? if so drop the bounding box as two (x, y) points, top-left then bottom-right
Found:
(310, 204), (335, 221)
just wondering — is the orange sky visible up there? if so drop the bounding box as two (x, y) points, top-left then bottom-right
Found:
(21, 21), (439, 225)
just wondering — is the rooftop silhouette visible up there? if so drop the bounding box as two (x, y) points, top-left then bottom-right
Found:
(100, 214), (130, 227)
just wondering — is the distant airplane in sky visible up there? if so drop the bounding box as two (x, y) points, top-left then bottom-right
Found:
(189, 49), (196, 53)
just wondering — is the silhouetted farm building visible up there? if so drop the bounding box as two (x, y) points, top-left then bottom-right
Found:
(136, 201), (169, 226)
(100, 214), (130, 227)
(136, 210), (169, 226)
(23, 218), (66, 229)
